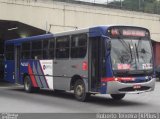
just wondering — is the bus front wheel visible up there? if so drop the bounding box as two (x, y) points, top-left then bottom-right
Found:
(24, 76), (34, 93)
(74, 79), (89, 102)
(110, 94), (125, 100)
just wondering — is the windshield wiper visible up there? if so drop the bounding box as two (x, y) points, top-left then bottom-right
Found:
(118, 38), (130, 52)
(118, 38), (133, 63)
(136, 38), (150, 63)
(135, 44), (148, 64)
(135, 44), (139, 62)
(129, 44), (133, 61)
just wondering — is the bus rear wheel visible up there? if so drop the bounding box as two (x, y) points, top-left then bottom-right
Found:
(74, 79), (89, 102)
(110, 94), (125, 100)
(24, 76), (34, 93)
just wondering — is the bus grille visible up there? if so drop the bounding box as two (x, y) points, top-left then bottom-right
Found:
(119, 86), (150, 92)
(120, 78), (151, 83)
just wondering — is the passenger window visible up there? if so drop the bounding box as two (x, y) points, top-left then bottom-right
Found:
(56, 36), (70, 59)
(22, 42), (30, 51)
(22, 51), (30, 59)
(32, 40), (42, 50)
(31, 40), (42, 59)
(43, 39), (49, 59)
(43, 40), (49, 49)
(71, 34), (87, 58)
(5, 44), (14, 60)
(49, 38), (55, 59)
(21, 42), (31, 59)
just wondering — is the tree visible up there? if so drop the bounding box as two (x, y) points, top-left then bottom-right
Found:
(107, 0), (160, 14)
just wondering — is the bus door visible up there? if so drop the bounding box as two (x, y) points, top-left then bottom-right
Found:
(14, 45), (21, 83)
(89, 37), (106, 92)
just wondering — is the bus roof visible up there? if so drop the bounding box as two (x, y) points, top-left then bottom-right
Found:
(5, 34), (54, 45)
(5, 25), (149, 45)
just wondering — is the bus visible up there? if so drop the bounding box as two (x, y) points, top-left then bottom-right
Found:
(4, 25), (155, 101)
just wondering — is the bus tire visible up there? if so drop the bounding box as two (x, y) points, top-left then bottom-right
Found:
(24, 76), (34, 93)
(110, 94), (125, 100)
(74, 79), (89, 102)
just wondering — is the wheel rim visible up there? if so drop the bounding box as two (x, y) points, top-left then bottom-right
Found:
(76, 84), (84, 97)
(25, 78), (30, 91)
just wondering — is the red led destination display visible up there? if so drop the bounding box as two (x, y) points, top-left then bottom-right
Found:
(109, 27), (149, 38)
(122, 29), (146, 37)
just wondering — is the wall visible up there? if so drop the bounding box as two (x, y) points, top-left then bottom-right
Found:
(0, 0), (160, 41)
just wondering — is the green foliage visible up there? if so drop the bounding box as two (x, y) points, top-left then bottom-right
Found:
(108, 0), (160, 14)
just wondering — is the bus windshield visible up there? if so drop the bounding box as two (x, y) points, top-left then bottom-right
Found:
(111, 38), (153, 74)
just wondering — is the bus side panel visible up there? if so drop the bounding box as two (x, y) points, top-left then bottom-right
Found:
(39, 60), (53, 90)
(21, 60), (41, 88)
(51, 60), (89, 92)
(20, 60), (30, 84)
(53, 60), (75, 91)
(4, 60), (15, 83)
(20, 60), (53, 89)
(53, 58), (88, 91)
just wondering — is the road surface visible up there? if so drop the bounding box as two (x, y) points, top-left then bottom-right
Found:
(0, 81), (160, 113)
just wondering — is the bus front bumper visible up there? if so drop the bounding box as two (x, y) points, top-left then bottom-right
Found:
(106, 78), (156, 94)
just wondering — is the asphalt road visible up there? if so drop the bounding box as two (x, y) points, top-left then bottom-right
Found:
(0, 81), (160, 113)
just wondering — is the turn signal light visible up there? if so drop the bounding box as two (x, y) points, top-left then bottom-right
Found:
(82, 61), (88, 71)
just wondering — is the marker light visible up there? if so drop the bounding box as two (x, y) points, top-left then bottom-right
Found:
(82, 61), (88, 71)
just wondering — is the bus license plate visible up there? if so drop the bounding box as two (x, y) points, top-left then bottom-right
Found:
(133, 85), (141, 89)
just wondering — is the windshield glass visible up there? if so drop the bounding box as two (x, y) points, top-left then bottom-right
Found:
(111, 38), (153, 72)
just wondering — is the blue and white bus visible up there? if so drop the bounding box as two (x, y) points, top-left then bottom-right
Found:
(4, 25), (155, 101)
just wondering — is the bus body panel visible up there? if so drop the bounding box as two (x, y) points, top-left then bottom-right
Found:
(20, 60), (29, 84)
(4, 60), (15, 83)
(39, 60), (53, 89)
(20, 60), (53, 89)
(89, 26), (155, 94)
(106, 78), (155, 94)
(20, 57), (89, 91)
(53, 58), (88, 91)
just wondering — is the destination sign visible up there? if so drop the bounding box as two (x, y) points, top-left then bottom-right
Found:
(109, 27), (149, 38)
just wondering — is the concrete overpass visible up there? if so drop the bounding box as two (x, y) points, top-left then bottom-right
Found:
(0, 0), (160, 40)
(0, 0), (160, 65)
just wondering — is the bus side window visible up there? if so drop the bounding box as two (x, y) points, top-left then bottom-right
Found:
(21, 42), (31, 59)
(43, 39), (49, 59)
(31, 40), (42, 59)
(5, 44), (14, 60)
(71, 34), (87, 58)
(48, 38), (55, 59)
(56, 36), (70, 59)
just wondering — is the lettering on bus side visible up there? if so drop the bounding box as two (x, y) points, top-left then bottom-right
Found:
(21, 62), (29, 67)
